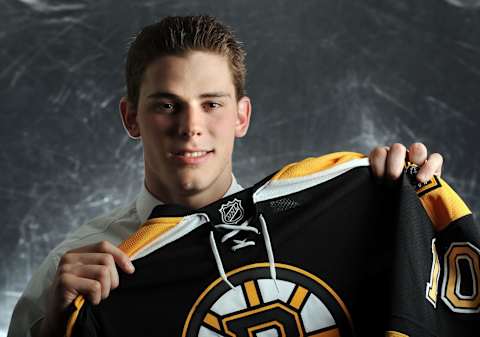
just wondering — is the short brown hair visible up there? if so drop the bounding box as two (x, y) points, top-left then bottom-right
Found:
(125, 15), (246, 108)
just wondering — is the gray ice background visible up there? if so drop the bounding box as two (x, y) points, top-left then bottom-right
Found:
(2, 0), (480, 333)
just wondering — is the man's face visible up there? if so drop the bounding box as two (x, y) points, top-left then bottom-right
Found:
(121, 51), (251, 205)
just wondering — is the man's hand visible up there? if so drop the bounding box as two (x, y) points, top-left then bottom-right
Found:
(39, 241), (135, 337)
(369, 142), (443, 183)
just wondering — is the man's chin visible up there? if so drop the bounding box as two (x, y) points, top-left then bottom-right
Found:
(176, 175), (208, 194)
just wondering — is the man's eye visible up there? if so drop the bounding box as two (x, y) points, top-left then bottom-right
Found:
(154, 103), (176, 112)
(162, 103), (175, 110)
(205, 102), (221, 110)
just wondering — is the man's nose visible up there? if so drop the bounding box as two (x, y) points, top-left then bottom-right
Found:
(177, 104), (203, 138)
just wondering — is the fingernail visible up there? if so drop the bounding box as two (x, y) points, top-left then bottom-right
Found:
(128, 262), (135, 273)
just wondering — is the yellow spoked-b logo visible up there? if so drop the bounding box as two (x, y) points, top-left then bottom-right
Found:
(182, 263), (354, 337)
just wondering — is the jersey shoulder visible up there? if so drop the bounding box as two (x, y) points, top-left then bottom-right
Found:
(253, 151), (370, 202)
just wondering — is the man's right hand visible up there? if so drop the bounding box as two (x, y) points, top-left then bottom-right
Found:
(38, 241), (135, 337)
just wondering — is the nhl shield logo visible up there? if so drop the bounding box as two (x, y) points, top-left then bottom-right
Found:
(219, 198), (244, 224)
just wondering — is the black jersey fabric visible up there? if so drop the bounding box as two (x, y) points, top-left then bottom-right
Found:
(65, 153), (479, 337)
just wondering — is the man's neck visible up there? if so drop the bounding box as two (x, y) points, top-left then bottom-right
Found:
(144, 173), (234, 209)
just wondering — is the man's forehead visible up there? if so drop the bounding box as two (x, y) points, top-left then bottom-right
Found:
(141, 52), (236, 99)
(145, 52), (231, 79)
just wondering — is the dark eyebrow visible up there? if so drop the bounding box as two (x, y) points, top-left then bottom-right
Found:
(146, 91), (231, 100)
(146, 92), (179, 100)
(199, 92), (231, 99)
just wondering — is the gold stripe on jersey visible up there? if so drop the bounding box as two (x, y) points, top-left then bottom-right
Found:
(141, 216), (182, 228)
(289, 285), (309, 309)
(417, 176), (471, 231)
(65, 296), (86, 337)
(271, 152), (366, 181)
(203, 312), (221, 330)
(385, 331), (409, 337)
(119, 217), (182, 257)
(65, 216), (182, 337)
(244, 280), (261, 307)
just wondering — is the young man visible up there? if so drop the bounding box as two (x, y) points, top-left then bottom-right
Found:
(7, 16), (444, 337)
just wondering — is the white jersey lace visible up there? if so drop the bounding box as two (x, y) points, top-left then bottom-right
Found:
(208, 214), (279, 293)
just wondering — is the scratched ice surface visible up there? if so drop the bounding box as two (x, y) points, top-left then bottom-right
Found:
(1, 0), (480, 335)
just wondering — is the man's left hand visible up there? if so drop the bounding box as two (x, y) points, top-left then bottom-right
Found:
(369, 143), (443, 183)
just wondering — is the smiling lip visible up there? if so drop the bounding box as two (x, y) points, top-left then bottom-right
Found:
(170, 149), (214, 165)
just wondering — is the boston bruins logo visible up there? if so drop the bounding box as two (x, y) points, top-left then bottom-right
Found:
(182, 263), (353, 337)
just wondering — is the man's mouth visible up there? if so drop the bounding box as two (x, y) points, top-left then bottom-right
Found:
(170, 149), (214, 164)
(175, 151), (210, 157)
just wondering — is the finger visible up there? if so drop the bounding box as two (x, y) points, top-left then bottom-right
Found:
(56, 273), (103, 306)
(385, 143), (407, 180)
(416, 153), (443, 182)
(368, 146), (389, 178)
(408, 142), (428, 165)
(69, 241), (135, 274)
(59, 253), (120, 290)
(62, 264), (114, 298)
(94, 241), (135, 274)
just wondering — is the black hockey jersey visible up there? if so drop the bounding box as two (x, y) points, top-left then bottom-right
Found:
(65, 152), (479, 337)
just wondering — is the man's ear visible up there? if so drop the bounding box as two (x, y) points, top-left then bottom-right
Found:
(235, 96), (252, 138)
(119, 97), (141, 139)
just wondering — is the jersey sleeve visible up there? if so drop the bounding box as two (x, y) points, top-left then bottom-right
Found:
(387, 163), (480, 336)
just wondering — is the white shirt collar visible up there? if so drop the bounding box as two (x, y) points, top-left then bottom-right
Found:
(136, 176), (244, 225)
